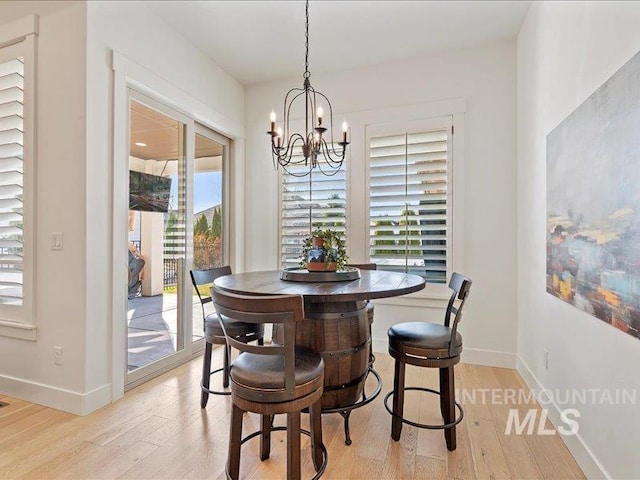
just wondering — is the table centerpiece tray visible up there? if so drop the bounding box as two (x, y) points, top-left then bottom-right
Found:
(280, 267), (361, 282)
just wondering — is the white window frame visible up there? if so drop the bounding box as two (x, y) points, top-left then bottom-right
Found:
(347, 99), (465, 306)
(366, 117), (452, 283)
(0, 15), (38, 340)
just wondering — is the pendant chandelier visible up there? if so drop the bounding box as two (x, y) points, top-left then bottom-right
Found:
(268, 0), (349, 177)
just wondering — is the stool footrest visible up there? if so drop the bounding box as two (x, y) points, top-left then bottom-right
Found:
(384, 386), (464, 430)
(201, 367), (231, 396)
(227, 425), (328, 480)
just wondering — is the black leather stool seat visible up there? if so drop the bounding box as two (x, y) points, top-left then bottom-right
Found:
(204, 314), (263, 342)
(388, 322), (462, 357)
(231, 346), (323, 391)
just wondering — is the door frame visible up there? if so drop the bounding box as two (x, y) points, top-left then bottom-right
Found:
(111, 51), (244, 400)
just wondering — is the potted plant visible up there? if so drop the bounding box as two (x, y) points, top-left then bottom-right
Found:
(300, 228), (348, 272)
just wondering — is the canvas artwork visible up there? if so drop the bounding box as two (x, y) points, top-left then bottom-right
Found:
(547, 50), (640, 340)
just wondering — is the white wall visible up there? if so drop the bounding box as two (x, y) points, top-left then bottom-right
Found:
(0, 0), (245, 415)
(0, 2), (91, 413)
(517, 2), (640, 478)
(245, 40), (518, 366)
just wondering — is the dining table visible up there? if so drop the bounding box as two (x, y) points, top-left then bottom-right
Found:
(213, 268), (425, 445)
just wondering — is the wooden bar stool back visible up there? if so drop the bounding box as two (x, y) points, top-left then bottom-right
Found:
(190, 266), (264, 407)
(212, 287), (327, 480)
(385, 272), (472, 451)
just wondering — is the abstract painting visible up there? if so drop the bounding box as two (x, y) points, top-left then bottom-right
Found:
(547, 50), (640, 340)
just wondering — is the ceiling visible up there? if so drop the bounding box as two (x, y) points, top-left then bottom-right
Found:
(143, 0), (531, 85)
(130, 101), (222, 161)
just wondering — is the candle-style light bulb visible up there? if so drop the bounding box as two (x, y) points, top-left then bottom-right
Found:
(317, 106), (323, 125)
(342, 120), (348, 143)
(270, 110), (276, 133)
(276, 127), (283, 148)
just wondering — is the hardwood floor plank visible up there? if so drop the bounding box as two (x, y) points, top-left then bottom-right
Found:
(0, 354), (585, 480)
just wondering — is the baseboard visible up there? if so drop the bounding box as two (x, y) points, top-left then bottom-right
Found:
(0, 373), (111, 416)
(516, 355), (609, 480)
(372, 337), (516, 368)
(460, 348), (517, 368)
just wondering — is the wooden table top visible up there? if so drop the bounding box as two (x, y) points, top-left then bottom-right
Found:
(213, 269), (425, 303)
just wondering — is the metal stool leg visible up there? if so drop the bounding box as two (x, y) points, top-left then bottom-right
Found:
(223, 344), (230, 388)
(260, 414), (271, 460)
(287, 411), (301, 480)
(391, 359), (406, 441)
(309, 399), (324, 471)
(440, 366), (457, 451)
(200, 342), (213, 408)
(227, 403), (243, 480)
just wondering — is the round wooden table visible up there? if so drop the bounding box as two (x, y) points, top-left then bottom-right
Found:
(214, 269), (425, 445)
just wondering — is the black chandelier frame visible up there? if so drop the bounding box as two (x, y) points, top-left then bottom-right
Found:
(268, 0), (349, 177)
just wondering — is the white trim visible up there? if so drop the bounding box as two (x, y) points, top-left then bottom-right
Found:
(461, 348), (516, 368)
(0, 14), (38, 48)
(0, 373), (111, 416)
(517, 355), (610, 480)
(373, 293), (450, 308)
(0, 321), (36, 341)
(112, 51), (244, 140)
(371, 338), (516, 369)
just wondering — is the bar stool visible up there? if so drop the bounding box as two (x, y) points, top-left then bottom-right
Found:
(212, 287), (327, 480)
(384, 272), (471, 451)
(190, 266), (264, 408)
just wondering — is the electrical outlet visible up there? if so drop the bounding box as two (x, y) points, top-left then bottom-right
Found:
(54, 346), (63, 366)
(543, 350), (549, 370)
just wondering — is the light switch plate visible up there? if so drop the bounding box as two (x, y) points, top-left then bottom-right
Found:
(51, 232), (63, 250)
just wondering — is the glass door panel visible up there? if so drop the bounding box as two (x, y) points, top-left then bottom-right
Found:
(191, 129), (226, 342)
(127, 98), (186, 373)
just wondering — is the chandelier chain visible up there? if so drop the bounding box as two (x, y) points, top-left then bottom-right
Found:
(268, 0), (348, 177)
(304, 0), (310, 78)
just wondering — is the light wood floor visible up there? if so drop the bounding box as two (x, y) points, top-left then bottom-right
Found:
(0, 350), (584, 480)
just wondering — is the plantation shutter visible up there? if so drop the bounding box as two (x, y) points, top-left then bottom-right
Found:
(368, 118), (451, 283)
(280, 151), (347, 269)
(0, 57), (24, 305)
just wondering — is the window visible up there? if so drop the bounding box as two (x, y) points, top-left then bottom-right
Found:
(280, 153), (348, 269)
(0, 17), (36, 335)
(367, 117), (452, 284)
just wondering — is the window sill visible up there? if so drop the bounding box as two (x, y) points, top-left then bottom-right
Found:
(0, 320), (37, 341)
(373, 285), (450, 309)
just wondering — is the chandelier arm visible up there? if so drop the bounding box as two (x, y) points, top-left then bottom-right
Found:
(313, 90), (338, 145)
(283, 88), (306, 142)
(275, 133), (306, 166)
(318, 138), (346, 166)
(314, 140), (345, 176)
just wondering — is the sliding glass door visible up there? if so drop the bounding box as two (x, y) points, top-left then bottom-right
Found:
(191, 126), (228, 342)
(125, 90), (229, 387)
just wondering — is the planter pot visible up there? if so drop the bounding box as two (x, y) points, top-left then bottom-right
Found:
(307, 261), (337, 272)
(307, 244), (338, 272)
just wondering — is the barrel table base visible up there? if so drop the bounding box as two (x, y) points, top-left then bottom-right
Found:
(277, 300), (382, 445)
